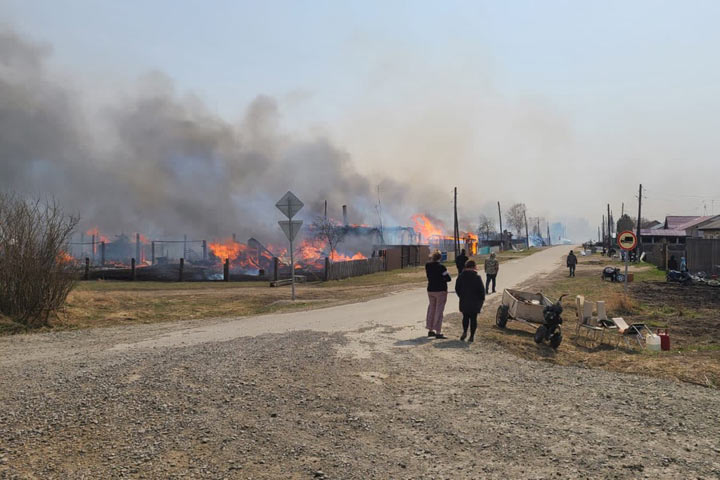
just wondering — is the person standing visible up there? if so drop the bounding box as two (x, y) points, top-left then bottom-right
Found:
(567, 250), (578, 277)
(668, 255), (678, 271)
(425, 251), (451, 339)
(455, 260), (485, 343)
(455, 248), (468, 274)
(484, 252), (499, 294)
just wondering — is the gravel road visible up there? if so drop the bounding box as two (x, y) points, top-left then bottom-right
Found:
(1, 246), (719, 479)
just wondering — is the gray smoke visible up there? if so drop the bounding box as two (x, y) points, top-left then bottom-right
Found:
(0, 29), (448, 243)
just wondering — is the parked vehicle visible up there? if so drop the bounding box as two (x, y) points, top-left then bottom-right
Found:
(601, 266), (623, 282)
(496, 289), (566, 350)
(666, 269), (692, 285)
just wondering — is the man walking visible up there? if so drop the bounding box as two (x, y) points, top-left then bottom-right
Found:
(567, 250), (578, 277)
(455, 248), (468, 274)
(484, 252), (499, 294)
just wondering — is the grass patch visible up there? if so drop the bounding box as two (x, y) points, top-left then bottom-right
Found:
(4, 248), (550, 336)
(476, 253), (720, 388)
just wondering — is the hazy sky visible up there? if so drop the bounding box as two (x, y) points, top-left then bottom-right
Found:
(2, 0), (720, 239)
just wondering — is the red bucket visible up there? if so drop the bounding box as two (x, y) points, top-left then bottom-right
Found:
(657, 329), (671, 351)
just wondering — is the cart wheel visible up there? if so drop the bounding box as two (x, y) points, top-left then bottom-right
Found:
(550, 332), (563, 350)
(534, 325), (547, 344)
(495, 305), (509, 329)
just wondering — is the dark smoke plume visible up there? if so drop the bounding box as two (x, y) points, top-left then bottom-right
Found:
(1, 29), (443, 242)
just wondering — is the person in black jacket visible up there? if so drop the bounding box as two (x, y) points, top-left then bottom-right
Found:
(455, 249), (468, 274)
(425, 251), (452, 339)
(567, 250), (578, 277)
(454, 260), (485, 343)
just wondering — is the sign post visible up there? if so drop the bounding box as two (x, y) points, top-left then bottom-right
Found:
(276, 191), (304, 300)
(617, 230), (638, 291)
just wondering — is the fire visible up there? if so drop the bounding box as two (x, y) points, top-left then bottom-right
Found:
(208, 238), (244, 261)
(293, 237), (367, 268)
(56, 251), (74, 265)
(85, 227), (109, 243)
(412, 214), (446, 239)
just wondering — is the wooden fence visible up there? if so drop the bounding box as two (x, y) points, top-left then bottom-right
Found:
(326, 257), (386, 281)
(687, 238), (720, 275)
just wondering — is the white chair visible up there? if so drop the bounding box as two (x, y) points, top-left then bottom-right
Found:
(575, 295), (604, 345)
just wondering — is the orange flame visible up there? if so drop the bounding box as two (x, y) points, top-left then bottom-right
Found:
(411, 214), (446, 239)
(208, 238), (244, 261)
(85, 227), (109, 243)
(56, 251), (74, 265)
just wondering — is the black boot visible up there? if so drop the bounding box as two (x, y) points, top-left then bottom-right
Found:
(460, 331), (467, 341)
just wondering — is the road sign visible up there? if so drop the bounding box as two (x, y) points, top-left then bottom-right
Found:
(617, 230), (638, 251)
(278, 220), (302, 242)
(276, 192), (304, 301)
(275, 191), (304, 219)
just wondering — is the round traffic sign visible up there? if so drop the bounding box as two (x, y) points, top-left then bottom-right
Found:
(617, 230), (637, 251)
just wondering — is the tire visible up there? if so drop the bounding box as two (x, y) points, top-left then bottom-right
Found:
(616, 273), (626, 282)
(496, 305), (509, 329)
(534, 325), (547, 344)
(550, 332), (563, 350)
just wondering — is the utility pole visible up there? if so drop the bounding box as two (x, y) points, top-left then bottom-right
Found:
(497, 201), (504, 251)
(621, 202), (624, 217)
(324, 200), (327, 219)
(602, 215), (606, 250)
(536, 218), (541, 237)
(607, 203), (611, 254)
(547, 223), (551, 246)
(453, 187), (460, 256)
(635, 183), (643, 260)
(376, 185), (385, 245)
(523, 208), (530, 249)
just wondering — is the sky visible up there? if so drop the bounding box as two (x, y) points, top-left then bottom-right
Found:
(2, 0), (720, 241)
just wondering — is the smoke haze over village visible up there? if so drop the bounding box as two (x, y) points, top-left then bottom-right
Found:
(2, 1), (720, 243)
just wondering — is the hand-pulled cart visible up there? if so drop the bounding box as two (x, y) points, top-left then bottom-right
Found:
(495, 289), (565, 349)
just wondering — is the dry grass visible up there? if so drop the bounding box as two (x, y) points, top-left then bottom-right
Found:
(605, 291), (638, 316)
(475, 253), (720, 388)
(0, 265), (429, 334)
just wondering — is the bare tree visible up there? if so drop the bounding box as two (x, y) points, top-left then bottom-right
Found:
(506, 203), (526, 237)
(311, 216), (346, 262)
(0, 194), (79, 327)
(477, 214), (496, 241)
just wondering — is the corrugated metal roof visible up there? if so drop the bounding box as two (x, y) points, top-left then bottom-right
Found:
(665, 216), (700, 229)
(698, 217), (720, 230)
(674, 215), (717, 230)
(640, 229), (686, 237)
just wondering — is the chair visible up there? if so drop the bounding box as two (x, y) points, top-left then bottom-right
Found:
(610, 317), (651, 348)
(575, 295), (605, 345)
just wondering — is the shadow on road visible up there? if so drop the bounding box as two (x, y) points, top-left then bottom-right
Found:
(394, 337), (433, 347)
(432, 340), (469, 349)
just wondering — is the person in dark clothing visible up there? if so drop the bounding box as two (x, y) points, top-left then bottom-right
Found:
(567, 250), (578, 277)
(455, 249), (468, 274)
(425, 251), (452, 339)
(668, 255), (678, 271)
(454, 260), (485, 343)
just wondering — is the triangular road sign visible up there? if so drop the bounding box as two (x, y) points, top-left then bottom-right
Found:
(279, 220), (303, 242)
(275, 191), (304, 219)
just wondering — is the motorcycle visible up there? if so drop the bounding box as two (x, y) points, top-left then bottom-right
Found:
(534, 294), (567, 350)
(666, 270), (692, 285)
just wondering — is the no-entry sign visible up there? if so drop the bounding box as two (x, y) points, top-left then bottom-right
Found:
(617, 230), (637, 251)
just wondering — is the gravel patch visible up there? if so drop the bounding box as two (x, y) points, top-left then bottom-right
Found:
(2, 323), (720, 479)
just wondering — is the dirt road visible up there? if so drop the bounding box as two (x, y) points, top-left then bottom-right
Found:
(1, 246), (719, 479)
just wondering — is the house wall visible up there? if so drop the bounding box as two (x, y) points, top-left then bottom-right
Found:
(641, 242), (686, 269)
